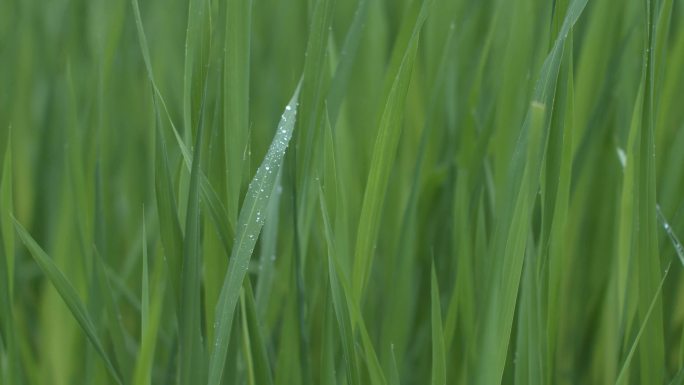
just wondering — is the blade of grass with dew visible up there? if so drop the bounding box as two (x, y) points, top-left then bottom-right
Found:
(255, 171), (282, 316)
(12, 219), (123, 385)
(178, 91), (207, 385)
(208, 83), (301, 385)
(319, 184), (361, 385)
(225, 0), (253, 229)
(615, 260), (673, 385)
(352, 0), (434, 301)
(431, 263), (446, 385)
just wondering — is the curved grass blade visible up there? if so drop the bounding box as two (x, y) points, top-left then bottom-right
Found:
(12, 219), (123, 385)
(207, 82), (301, 385)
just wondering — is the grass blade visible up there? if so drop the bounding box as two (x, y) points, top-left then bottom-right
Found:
(352, 0), (434, 301)
(208, 82), (301, 385)
(93, 246), (132, 380)
(241, 279), (273, 385)
(179, 90), (207, 385)
(13, 219), (123, 385)
(225, 0), (253, 227)
(154, 109), (183, 303)
(320, 184), (361, 385)
(0, 134), (20, 385)
(431, 263), (446, 385)
(132, 212), (166, 385)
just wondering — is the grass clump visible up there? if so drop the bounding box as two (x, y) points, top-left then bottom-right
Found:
(1, 0), (684, 384)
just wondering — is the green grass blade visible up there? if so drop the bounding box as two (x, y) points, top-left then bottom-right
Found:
(352, 0), (434, 301)
(1, 132), (13, 299)
(0, 134), (20, 385)
(634, 2), (665, 382)
(320, 184), (360, 385)
(178, 91), (207, 385)
(13, 219), (123, 385)
(475, 1), (588, 382)
(168, 120), (234, 255)
(132, 0), (232, 249)
(255, 171), (282, 316)
(132, 211), (165, 385)
(93, 246), (132, 380)
(154, 110), (184, 303)
(224, 0), (253, 227)
(431, 263), (446, 385)
(320, 300), (337, 385)
(208, 82), (301, 385)
(615, 261), (672, 385)
(239, 290), (256, 385)
(182, 0), (210, 141)
(241, 279), (273, 385)
(476, 101), (547, 385)
(326, 0), (370, 126)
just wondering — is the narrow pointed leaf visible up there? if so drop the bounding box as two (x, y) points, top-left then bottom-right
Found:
(208, 82), (301, 385)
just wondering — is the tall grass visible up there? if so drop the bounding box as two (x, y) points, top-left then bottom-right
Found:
(1, 0), (684, 384)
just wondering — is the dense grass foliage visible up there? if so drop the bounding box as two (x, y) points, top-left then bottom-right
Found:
(2, 0), (684, 384)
